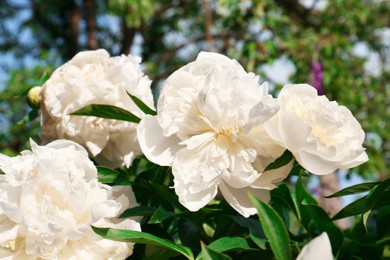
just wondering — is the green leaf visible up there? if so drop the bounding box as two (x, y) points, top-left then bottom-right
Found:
(208, 237), (255, 253)
(145, 244), (181, 259)
(325, 182), (378, 198)
(17, 109), (39, 125)
(264, 150), (293, 172)
(70, 104), (141, 123)
(96, 166), (130, 185)
(296, 175), (318, 206)
(197, 242), (231, 260)
(249, 231), (267, 250)
(119, 206), (156, 218)
(362, 209), (371, 229)
(332, 196), (366, 220)
(271, 183), (298, 217)
(302, 204), (344, 254)
(196, 237), (254, 260)
(148, 182), (187, 211)
(127, 91), (157, 115)
(364, 178), (390, 212)
(149, 205), (177, 224)
(97, 166), (120, 183)
(249, 193), (291, 260)
(332, 186), (390, 220)
(92, 227), (194, 260)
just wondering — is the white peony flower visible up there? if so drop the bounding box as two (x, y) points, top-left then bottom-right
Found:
(0, 139), (141, 259)
(138, 52), (293, 217)
(265, 84), (368, 175)
(40, 49), (154, 168)
(296, 232), (333, 260)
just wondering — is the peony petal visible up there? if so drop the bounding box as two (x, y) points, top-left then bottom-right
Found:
(137, 115), (182, 166)
(219, 181), (270, 218)
(341, 150), (369, 169)
(297, 232), (333, 260)
(251, 159), (293, 190)
(172, 148), (221, 211)
(296, 150), (339, 175)
(278, 84), (317, 102)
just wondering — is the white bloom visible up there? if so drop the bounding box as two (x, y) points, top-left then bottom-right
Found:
(265, 84), (368, 175)
(40, 49), (154, 168)
(297, 232), (333, 260)
(0, 139), (141, 259)
(138, 52), (293, 217)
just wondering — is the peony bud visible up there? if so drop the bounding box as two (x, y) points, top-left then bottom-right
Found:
(26, 86), (42, 109)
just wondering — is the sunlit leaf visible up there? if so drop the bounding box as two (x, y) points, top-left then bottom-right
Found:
(325, 182), (378, 198)
(70, 104), (141, 123)
(96, 166), (130, 185)
(127, 91), (157, 115)
(197, 242), (231, 260)
(249, 193), (291, 260)
(149, 205), (177, 224)
(92, 227), (194, 260)
(264, 150), (293, 172)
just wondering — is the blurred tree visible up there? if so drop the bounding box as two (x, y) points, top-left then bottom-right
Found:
(0, 0), (389, 223)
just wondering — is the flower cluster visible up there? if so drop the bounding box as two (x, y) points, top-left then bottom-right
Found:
(1, 50), (369, 258)
(40, 49), (154, 168)
(0, 139), (140, 259)
(137, 52), (368, 217)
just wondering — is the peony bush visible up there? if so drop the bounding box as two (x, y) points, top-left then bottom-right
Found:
(1, 49), (388, 259)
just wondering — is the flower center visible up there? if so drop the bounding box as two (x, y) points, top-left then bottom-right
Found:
(217, 125), (240, 140)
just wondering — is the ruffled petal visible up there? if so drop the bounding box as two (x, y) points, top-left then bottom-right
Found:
(137, 115), (182, 166)
(297, 150), (339, 175)
(219, 181), (270, 218)
(172, 148), (222, 211)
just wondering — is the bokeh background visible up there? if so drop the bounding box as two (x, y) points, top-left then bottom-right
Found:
(0, 0), (389, 227)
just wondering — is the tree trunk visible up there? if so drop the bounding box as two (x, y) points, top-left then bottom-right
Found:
(83, 0), (98, 50)
(201, 0), (214, 51)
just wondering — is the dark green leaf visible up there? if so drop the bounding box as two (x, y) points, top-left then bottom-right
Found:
(325, 182), (378, 198)
(148, 182), (187, 211)
(97, 166), (121, 183)
(264, 150), (293, 172)
(249, 231), (267, 250)
(96, 166), (130, 185)
(208, 237), (255, 253)
(249, 193), (291, 260)
(119, 206), (156, 218)
(149, 205), (177, 224)
(364, 178), (390, 212)
(332, 196), (366, 220)
(145, 244), (181, 259)
(302, 204), (344, 254)
(296, 175), (318, 206)
(271, 183), (298, 216)
(92, 227), (194, 260)
(70, 104), (141, 123)
(333, 188), (390, 220)
(127, 91), (157, 115)
(197, 242), (231, 260)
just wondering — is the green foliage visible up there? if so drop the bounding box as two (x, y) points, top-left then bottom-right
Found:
(249, 193), (291, 260)
(92, 156), (390, 258)
(70, 103), (141, 123)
